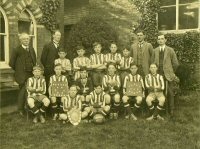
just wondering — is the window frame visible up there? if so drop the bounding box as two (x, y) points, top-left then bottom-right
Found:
(0, 6), (9, 68)
(158, 0), (200, 33)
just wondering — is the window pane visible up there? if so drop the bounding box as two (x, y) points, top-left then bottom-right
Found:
(179, 5), (199, 29)
(0, 12), (5, 33)
(179, 0), (198, 4)
(158, 6), (176, 30)
(160, 0), (176, 6)
(0, 35), (5, 61)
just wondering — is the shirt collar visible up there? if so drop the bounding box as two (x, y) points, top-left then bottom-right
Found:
(159, 45), (166, 51)
(53, 40), (59, 48)
(22, 44), (28, 49)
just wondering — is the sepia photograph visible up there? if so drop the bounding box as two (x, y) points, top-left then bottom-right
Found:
(0, 0), (200, 148)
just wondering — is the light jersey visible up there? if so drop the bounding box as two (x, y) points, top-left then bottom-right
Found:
(105, 53), (121, 63)
(73, 56), (90, 80)
(102, 74), (121, 89)
(27, 76), (46, 97)
(63, 94), (81, 111)
(90, 53), (105, 65)
(145, 74), (165, 90)
(120, 56), (134, 69)
(123, 74), (145, 91)
(54, 58), (71, 71)
(89, 91), (106, 106)
(49, 75), (68, 85)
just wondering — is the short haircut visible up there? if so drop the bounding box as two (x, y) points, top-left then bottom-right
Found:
(107, 62), (116, 69)
(94, 83), (102, 88)
(58, 48), (66, 53)
(33, 65), (43, 71)
(76, 45), (85, 51)
(150, 63), (158, 67)
(54, 63), (62, 68)
(110, 41), (117, 46)
(70, 85), (78, 90)
(157, 32), (165, 38)
(122, 47), (130, 51)
(19, 32), (29, 40)
(135, 30), (145, 35)
(80, 66), (87, 71)
(52, 30), (61, 35)
(93, 42), (101, 48)
(130, 63), (138, 68)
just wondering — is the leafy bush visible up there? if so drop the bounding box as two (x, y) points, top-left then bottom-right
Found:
(65, 16), (119, 60)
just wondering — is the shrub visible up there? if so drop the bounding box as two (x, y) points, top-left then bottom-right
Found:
(65, 16), (119, 60)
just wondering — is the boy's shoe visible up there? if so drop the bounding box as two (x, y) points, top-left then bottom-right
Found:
(113, 113), (118, 120)
(52, 113), (58, 121)
(130, 114), (137, 120)
(40, 115), (46, 123)
(109, 113), (114, 119)
(125, 115), (129, 119)
(157, 115), (164, 121)
(146, 115), (154, 121)
(33, 116), (38, 123)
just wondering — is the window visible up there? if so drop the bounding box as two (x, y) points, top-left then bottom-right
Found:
(0, 7), (9, 67)
(158, 0), (200, 31)
(18, 9), (37, 54)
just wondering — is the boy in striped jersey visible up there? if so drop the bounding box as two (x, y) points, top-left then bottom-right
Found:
(90, 42), (106, 86)
(54, 49), (72, 84)
(49, 64), (69, 120)
(102, 63), (121, 119)
(145, 64), (165, 121)
(122, 64), (145, 120)
(73, 46), (90, 81)
(119, 47), (134, 85)
(59, 85), (83, 123)
(83, 84), (111, 120)
(27, 65), (50, 123)
(105, 42), (121, 66)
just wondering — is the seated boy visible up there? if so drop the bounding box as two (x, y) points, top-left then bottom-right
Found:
(102, 63), (121, 119)
(75, 67), (93, 109)
(145, 63), (165, 121)
(82, 84), (111, 121)
(48, 63), (69, 120)
(73, 46), (91, 81)
(59, 85), (83, 124)
(27, 65), (50, 123)
(122, 63), (145, 120)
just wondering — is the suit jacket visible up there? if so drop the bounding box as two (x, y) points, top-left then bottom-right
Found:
(9, 45), (36, 84)
(41, 42), (59, 76)
(75, 77), (93, 95)
(131, 41), (153, 76)
(152, 46), (179, 81)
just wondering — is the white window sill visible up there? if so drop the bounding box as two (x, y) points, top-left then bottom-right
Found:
(160, 28), (200, 34)
(0, 63), (11, 69)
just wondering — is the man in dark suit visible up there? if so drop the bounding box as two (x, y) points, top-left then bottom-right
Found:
(130, 30), (153, 77)
(152, 33), (179, 117)
(9, 33), (36, 116)
(41, 30), (61, 87)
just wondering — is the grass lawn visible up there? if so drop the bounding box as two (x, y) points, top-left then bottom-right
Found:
(0, 91), (200, 149)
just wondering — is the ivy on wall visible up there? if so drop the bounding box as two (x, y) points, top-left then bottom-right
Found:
(38, 0), (60, 32)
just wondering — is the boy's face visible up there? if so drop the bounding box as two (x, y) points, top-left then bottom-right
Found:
(107, 65), (116, 75)
(130, 65), (138, 75)
(33, 69), (42, 78)
(69, 86), (78, 97)
(58, 52), (66, 59)
(80, 70), (87, 78)
(149, 64), (158, 74)
(77, 49), (85, 57)
(94, 86), (102, 94)
(123, 49), (130, 57)
(94, 44), (102, 54)
(54, 65), (62, 75)
(137, 32), (145, 42)
(157, 35), (166, 46)
(110, 44), (117, 53)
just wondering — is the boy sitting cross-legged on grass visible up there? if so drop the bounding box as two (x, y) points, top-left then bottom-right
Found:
(27, 65), (50, 123)
(145, 63), (165, 121)
(122, 63), (145, 120)
(102, 63), (121, 119)
(59, 85), (83, 124)
(82, 84), (111, 122)
(49, 63), (69, 121)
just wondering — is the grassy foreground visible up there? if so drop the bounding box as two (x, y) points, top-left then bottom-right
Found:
(0, 91), (200, 149)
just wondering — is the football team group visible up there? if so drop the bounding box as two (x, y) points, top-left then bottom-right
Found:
(9, 30), (179, 125)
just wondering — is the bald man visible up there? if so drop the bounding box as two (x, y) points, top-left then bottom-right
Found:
(9, 33), (36, 116)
